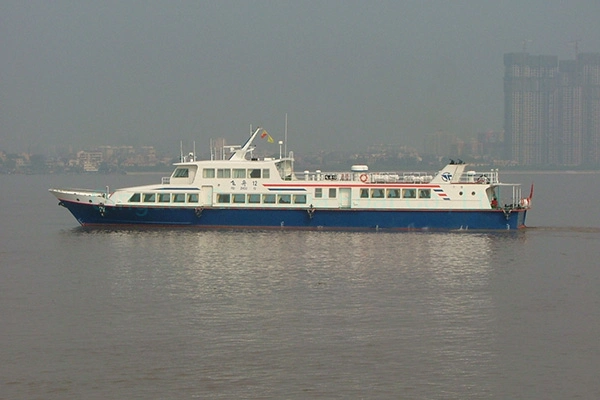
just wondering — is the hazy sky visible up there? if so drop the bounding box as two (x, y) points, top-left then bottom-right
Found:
(2, 1), (600, 155)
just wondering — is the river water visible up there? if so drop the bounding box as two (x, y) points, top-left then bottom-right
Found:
(1, 171), (599, 399)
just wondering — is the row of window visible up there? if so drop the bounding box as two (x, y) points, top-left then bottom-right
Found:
(128, 193), (199, 203)
(127, 192), (309, 205)
(127, 188), (433, 204)
(359, 188), (431, 199)
(201, 168), (271, 179)
(217, 193), (307, 205)
(313, 187), (432, 199)
(314, 188), (337, 198)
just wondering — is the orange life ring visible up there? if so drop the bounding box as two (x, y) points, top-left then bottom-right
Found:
(360, 173), (368, 183)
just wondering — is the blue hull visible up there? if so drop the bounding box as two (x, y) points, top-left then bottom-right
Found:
(59, 201), (527, 230)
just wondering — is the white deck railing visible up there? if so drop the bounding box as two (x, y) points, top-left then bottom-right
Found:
(293, 169), (499, 184)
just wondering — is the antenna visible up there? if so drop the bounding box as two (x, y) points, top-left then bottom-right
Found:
(284, 113), (288, 156)
(522, 39), (532, 53)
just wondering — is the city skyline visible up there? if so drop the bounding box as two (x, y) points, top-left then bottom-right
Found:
(6, 42), (600, 170)
(504, 51), (600, 166)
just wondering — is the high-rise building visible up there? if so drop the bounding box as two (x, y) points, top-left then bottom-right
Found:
(503, 53), (559, 166)
(557, 59), (582, 166)
(578, 53), (600, 165)
(504, 52), (600, 166)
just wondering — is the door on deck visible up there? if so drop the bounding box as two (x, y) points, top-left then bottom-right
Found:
(340, 188), (351, 208)
(201, 186), (213, 206)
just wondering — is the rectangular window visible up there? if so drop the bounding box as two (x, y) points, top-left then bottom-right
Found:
(418, 189), (431, 199)
(217, 169), (231, 178)
(203, 168), (215, 178)
(232, 194), (246, 203)
(233, 169), (246, 178)
(293, 194), (307, 204)
(158, 193), (170, 203)
(360, 189), (369, 198)
(249, 169), (261, 178)
(370, 189), (385, 198)
(248, 194), (261, 204)
(263, 194), (276, 204)
(187, 193), (199, 203)
(128, 193), (141, 202)
(402, 188), (416, 198)
(386, 189), (400, 198)
(173, 193), (186, 203)
(262, 169), (270, 179)
(315, 188), (323, 198)
(143, 193), (156, 202)
(329, 188), (336, 198)
(173, 168), (189, 178)
(278, 194), (291, 204)
(217, 194), (230, 203)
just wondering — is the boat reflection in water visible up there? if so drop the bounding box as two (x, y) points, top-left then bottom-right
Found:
(60, 226), (528, 397)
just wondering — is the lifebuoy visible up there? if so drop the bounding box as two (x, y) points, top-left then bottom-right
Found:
(360, 173), (368, 183)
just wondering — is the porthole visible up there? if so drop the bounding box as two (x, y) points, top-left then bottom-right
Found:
(471, 191), (476, 196)
(459, 191), (463, 195)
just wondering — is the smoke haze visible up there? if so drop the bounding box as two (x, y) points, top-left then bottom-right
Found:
(2, 1), (600, 154)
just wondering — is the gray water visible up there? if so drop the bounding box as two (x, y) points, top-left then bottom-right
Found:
(1, 172), (599, 399)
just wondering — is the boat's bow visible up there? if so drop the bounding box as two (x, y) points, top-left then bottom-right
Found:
(49, 188), (112, 206)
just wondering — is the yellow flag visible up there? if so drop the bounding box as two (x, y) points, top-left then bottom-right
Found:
(261, 130), (274, 143)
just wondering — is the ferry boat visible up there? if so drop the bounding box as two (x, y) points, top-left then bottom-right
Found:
(50, 127), (532, 230)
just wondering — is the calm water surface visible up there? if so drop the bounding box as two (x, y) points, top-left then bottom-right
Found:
(1, 172), (599, 399)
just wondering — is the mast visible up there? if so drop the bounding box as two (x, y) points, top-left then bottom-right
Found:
(284, 113), (288, 156)
(228, 126), (263, 160)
